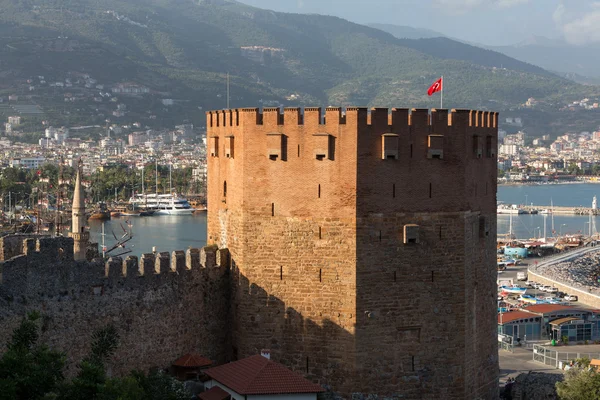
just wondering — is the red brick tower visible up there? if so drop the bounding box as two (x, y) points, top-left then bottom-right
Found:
(206, 107), (498, 399)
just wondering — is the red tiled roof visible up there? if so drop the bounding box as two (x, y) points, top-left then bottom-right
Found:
(172, 353), (213, 368)
(498, 310), (537, 324)
(523, 304), (575, 314)
(199, 386), (231, 400)
(204, 355), (324, 395)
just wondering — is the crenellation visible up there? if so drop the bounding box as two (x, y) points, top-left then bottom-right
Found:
(0, 234), (48, 260)
(284, 107), (302, 125)
(369, 107), (389, 129)
(325, 107), (344, 125)
(123, 255), (139, 277)
(201, 245), (217, 268)
(262, 107), (282, 126)
(390, 108), (409, 132)
(23, 237), (37, 255)
(206, 111), (214, 128)
(186, 248), (200, 270)
(155, 251), (171, 274)
(216, 248), (230, 268)
(141, 253), (157, 275)
(304, 107), (322, 125)
(105, 256), (122, 279)
(171, 250), (185, 272)
(409, 108), (430, 130)
(345, 107), (368, 127)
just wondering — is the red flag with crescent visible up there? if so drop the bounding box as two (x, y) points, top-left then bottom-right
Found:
(428, 77), (443, 96)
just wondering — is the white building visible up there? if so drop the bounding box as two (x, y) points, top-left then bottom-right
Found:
(499, 144), (519, 156)
(10, 157), (46, 169)
(7, 116), (21, 125)
(45, 126), (56, 138)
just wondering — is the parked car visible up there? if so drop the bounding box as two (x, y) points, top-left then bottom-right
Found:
(548, 287), (559, 293)
(565, 295), (578, 301)
(540, 285), (552, 292)
(556, 291), (567, 298)
(526, 280), (536, 287)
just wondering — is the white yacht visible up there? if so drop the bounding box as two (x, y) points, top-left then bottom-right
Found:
(128, 193), (194, 215)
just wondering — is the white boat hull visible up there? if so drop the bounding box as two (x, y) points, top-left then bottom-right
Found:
(154, 209), (194, 215)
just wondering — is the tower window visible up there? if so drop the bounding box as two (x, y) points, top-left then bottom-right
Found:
(313, 133), (331, 160)
(381, 133), (399, 160)
(403, 224), (419, 244)
(427, 134), (444, 159)
(473, 135), (482, 158)
(225, 135), (234, 158)
(209, 136), (219, 157)
(267, 133), (284, 160)
(318, 184), (321, 198)
(223, 181), (227, 197)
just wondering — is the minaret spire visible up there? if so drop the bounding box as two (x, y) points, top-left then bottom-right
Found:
(70, 158), (89, 260)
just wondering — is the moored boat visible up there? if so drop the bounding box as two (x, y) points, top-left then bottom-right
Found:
(89, 202), (111, 220)
(128, 193), (194, 215)
(499, 285), (527, 294)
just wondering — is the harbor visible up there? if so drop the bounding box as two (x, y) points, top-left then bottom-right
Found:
(88, 212), (207, 256)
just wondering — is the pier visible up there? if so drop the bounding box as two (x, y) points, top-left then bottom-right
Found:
(523, 206), (600, 216)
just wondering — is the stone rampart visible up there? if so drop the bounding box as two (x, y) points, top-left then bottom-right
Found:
(0, 235), (231, 376)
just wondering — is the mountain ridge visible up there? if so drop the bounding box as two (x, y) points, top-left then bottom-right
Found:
(0, 0), (597, 136)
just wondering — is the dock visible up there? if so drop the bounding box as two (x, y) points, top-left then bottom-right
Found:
(522, 206), (600, 215)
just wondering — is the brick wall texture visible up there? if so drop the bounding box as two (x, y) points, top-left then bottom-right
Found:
(0, 237), (231, 376)
(207, 107), (499, 399)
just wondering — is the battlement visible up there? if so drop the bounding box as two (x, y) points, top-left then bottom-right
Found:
(206, 107), (498, 129)
(0, 234), (229, 286)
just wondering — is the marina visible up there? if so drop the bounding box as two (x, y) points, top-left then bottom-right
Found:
(88, 212), (207, 256)
(498, 183), (600, 240)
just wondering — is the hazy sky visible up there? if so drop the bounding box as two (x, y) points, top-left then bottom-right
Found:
(237, 0), (600, 46)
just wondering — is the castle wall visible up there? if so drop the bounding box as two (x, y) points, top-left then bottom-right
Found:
(206, 107), (498, 398)
(0, 236), (231, 376)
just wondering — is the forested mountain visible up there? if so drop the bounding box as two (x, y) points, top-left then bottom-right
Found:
(489, 36), (600, 82)
(366, 23), (445, 40)
(0, 0), (597, 132)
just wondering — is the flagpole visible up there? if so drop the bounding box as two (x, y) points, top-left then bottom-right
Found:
(441, 75), (444, 109)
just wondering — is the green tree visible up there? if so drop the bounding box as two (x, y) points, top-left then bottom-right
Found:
(133, 370), (188, 400)
(58, 325), (120, 400)
(0, 312), (66, 400)
(556, 368), (600, 400)
(0, 316), (188, 400)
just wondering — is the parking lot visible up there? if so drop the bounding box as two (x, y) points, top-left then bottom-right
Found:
(498, 259), (580, 305)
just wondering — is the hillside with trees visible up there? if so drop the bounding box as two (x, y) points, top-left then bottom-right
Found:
(0, 0), (597, 133)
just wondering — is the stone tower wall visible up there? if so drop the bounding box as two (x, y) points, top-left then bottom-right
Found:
(206, 107), (498, 398)
(0, 235), (231, 376)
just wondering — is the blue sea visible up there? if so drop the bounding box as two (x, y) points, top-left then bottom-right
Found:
(497, 183), (600, 239)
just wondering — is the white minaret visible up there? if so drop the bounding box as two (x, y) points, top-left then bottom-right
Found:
(593, 195), (597, 210)
(69, 159), (89, 260)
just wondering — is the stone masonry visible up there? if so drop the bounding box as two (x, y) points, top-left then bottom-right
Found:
(0, 235), (231, 376)
(206, 107), (499, 399)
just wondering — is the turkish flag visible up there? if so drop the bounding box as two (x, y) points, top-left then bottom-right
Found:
(428, 77), (443, 96)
